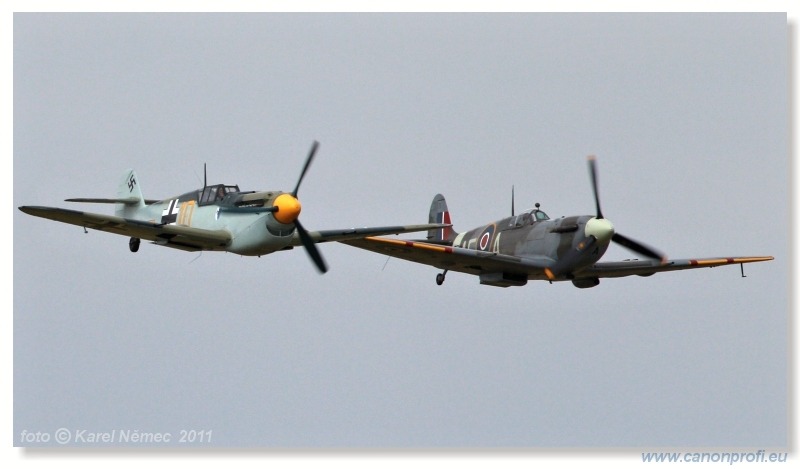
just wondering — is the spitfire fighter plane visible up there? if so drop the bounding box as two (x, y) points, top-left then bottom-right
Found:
(342, 157), (773, 288)
(18, 142), (446, 273)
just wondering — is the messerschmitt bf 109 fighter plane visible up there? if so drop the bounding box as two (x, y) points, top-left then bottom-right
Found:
(18, 141), (447, 273)
(341, 157), (773, 288)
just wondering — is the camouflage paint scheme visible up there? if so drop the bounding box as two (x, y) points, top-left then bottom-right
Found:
(18, 142), (447, 273)
(341, 158), (773, 288)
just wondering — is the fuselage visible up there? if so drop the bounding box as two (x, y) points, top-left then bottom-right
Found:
(452, 208), (612, 275)
(125, 183), (299, 256)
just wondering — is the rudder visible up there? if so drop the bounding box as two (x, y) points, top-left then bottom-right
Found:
(115, 169), (146, 217)
(427, 193), (457, 243)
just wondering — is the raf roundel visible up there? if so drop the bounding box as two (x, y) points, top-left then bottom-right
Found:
(478, 225), (496, 251)
(340, 156), (773, 288)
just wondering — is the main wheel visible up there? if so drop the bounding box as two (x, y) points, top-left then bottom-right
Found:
(129, 237), (140, 253)
(436, 272), (445, 285)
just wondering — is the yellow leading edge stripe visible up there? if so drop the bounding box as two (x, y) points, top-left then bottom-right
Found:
(691, 256), (774, 266)
(365, 237), (453, 253)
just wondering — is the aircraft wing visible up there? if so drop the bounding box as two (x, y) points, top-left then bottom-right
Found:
(293, 224), (452, 245)
(342, 237), (773, 281)
(339, 237), (553, 275)
(18, 206), (231, 252)
(575, 256), (774, 279)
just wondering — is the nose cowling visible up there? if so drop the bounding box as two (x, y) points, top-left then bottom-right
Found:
(272, 193), (302, 224)
(584, 217), (615, 244)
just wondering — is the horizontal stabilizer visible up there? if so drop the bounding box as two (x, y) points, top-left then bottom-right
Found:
(66, 197), (160, 205)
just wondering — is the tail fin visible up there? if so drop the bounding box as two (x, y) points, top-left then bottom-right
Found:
(427, 193), (457, 243)
(115, 169), (146, 217)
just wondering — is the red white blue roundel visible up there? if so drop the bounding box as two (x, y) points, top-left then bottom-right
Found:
(478, 224), (496, 251)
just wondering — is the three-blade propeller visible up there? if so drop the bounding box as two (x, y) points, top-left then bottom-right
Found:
(586, 156), (665, 262)
(274, 141), (328, 274)
(547, 156), (665, 279)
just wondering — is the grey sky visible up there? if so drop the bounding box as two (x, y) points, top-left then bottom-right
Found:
(12, 12), (788, 452)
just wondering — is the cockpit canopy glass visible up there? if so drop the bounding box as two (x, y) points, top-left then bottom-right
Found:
(199, 184), (240, 205)
(512, 208), (550, 227)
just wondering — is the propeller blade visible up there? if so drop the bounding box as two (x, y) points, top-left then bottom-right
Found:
(544, 235), (598, 280)
(292, 140), (319, 197)
(587, 155), (604, 219)
(612, 232), (666, 262)
(511, 185), (515, 216)
(578, 155), (666, 267)
(295, 218), (328, 274)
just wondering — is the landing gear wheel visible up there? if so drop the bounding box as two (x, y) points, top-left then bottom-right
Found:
(436, 270), (447, 286)
(129, 237), (140, 253)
